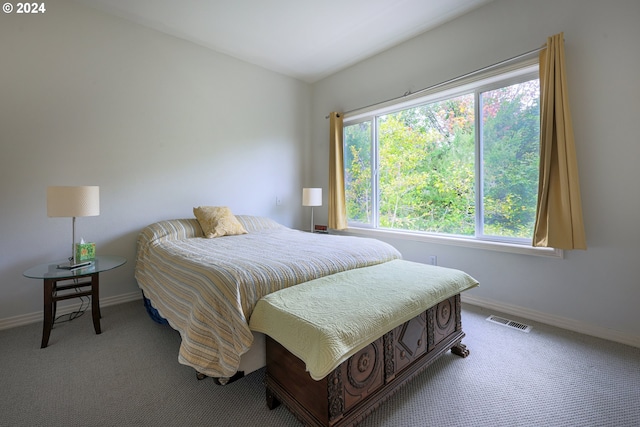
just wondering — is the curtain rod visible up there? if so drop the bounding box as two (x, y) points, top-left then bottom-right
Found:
(326, 45), (545, 119)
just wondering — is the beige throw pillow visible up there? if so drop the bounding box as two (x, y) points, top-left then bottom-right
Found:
(193, 206), (248, 238)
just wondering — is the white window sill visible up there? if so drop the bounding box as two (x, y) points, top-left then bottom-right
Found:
(332, 227), (563, 259)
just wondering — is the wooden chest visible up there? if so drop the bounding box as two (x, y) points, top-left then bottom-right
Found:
(264, 294), (469, 427)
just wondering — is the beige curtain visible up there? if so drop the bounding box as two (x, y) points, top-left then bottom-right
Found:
(328, 112), (347, 230)
(533, 33), (587, 249)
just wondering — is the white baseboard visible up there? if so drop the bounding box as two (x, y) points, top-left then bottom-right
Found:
(4, 290), (638, 349)
(461, 294), (640, 349)
(0, 291), (143, 331)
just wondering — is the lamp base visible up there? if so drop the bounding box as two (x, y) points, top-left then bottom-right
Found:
(57, 261), (92, 270)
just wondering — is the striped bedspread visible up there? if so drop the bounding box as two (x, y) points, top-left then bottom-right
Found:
(134, 216), (401, 378)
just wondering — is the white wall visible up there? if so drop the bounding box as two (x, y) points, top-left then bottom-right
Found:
(0, 1), (311, 320)
(2, 0), (639, 347)
(310, 0), (640, 344)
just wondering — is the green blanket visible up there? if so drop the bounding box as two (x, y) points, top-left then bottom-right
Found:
(249, 259), (479, 380)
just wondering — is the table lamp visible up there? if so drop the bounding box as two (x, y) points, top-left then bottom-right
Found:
(47, 186), (100, 269)
(302, 188), (322, 233)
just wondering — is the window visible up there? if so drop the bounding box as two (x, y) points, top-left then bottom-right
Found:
(344, 64), (541, 247)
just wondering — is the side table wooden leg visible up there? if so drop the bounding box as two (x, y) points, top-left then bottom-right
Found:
(91, 273), (101, 334)
(41, 279), (54, 348)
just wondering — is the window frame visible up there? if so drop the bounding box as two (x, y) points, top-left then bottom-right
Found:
(342, 61), (563, 258)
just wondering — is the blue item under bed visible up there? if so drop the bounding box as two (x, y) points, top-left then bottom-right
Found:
(142, 293), (169, 325)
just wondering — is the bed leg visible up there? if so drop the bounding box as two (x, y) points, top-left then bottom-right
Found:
(266, 388), (281, 410)
(212, 371), (245, 385)
(451, 342), (470, 358)
(196, 371), (208, 381)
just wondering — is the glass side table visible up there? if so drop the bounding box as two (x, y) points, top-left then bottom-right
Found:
(23, 255), (127, 348)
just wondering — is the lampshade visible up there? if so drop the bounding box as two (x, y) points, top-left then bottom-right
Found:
(302, 188), (322, 207)
(47, 186), (100, 217)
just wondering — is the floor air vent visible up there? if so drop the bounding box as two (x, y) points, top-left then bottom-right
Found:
(486, 315), (532, 333)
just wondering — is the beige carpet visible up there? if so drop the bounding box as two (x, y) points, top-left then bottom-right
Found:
(1, 300), (639, 426)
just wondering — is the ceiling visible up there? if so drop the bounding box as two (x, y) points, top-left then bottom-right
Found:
(75, 0), (494, 83)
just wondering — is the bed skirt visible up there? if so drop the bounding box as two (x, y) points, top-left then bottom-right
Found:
(142, 293), (169, 325)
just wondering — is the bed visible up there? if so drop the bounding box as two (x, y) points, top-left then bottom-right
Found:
(134, 214), (402, 381)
